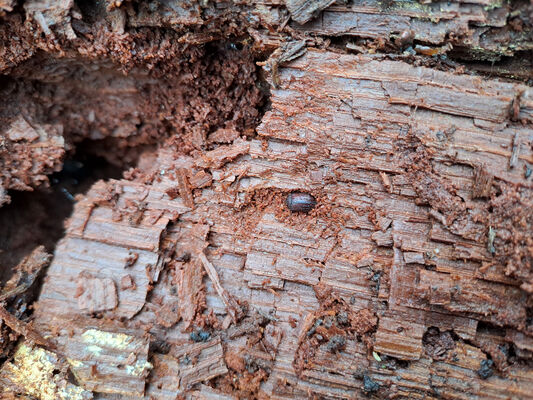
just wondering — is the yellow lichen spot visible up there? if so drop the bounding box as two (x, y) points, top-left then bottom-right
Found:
(125, 360), (153, 376)
(0, 343), (92, 400)
(85, 345), (104, 355)
(67, 358), (84, 368)
(81, 329), (133, 350)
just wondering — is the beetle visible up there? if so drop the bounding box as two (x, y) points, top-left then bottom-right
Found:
(286, 192), (316, 213)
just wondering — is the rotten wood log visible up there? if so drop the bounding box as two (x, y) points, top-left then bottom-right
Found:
(0, 0), (532, 399)
(21, 48), (531, 399)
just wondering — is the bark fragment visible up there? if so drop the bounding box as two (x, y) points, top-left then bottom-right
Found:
(472, 165), (494, 199)
(286, 0), (336, 24)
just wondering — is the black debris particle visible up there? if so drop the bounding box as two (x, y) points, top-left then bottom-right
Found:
(190, 330), (211, 342)
(477, 359), (494, 379)
(326, 335), (346, 353)
(363, 374), (380, 393)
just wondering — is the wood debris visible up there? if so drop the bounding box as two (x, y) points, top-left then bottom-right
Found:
(264, 40), (307, 88)
(509, 131), (521, 169)
(148, 337), (228, 397)
(76, 273), (118, 314)
(195, 139), (250, 169)
(189, 170), (213, 189)
(0, 245), (51, 301)
(58, 324), (152, 397)
(0, 306), (55, 351)
(286, 0), (336, 24)
(176, 258), (205, 330)
(176, 168), (195, 209)
(198, 252), (244, 324)
(0, 246), (54, 359)
(207, 128), (240, 144)
(0, 115), (65, 205)
(472, 165), (494, 199)
(120, 274), (136, 291)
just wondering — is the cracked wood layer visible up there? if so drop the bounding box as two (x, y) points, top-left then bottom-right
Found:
(35, 179), (186, 321)
(2, 0), (531, 74)
(254, 0), (532, 60)
(29, 49), (533, 398)
(1, 0), (531, 203)
(292, 0), (532, 54)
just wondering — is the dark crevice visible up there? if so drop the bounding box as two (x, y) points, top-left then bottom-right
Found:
(0, 150), (124, 285)
(318, 34), (533, 84)
(74, 0), (106, 23)
(449, 50), (533, 84)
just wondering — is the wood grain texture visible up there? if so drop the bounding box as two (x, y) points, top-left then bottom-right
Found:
(27, 49), (533, 398)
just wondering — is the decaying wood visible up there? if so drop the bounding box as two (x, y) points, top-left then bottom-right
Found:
(0, 246), (53, 359)
(0, 0), (532, 399)
(176, 168), (195, 209)
(471, 165), (493, 199)
(54, 321), (152, 397)
(0, 306), (55, 351)
(176, 258), (205, 330)
(509, 131), (521, 169)
(76, 273), (118, 314)
(0, 115), (65, 206)
(20, 47), (531, 399)
(150, 337), (228, 394)
(286, 0), (337, 24)
(289, 0), (533, 60)
(0, 245), (51, 301)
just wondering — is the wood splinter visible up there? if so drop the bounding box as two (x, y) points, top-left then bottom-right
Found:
(472, 165), (493, 199)
(0, 246), (57, 352)
(0, 305), (56, 352)
(509, 132), (520, 169)
(379, 171), (392, 193)
(198, 252), (244, 323)
(177, 168), (195, 209)
(167, 168), (195, 209)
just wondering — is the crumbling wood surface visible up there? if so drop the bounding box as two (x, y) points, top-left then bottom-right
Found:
(0, 0), (532, 399)
(24, 50), (533, 398)
(290, 0), (533, 58)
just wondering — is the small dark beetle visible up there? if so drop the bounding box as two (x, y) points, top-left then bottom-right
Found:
(396, 29), (414, 47)
(286, 192), (316, 213)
